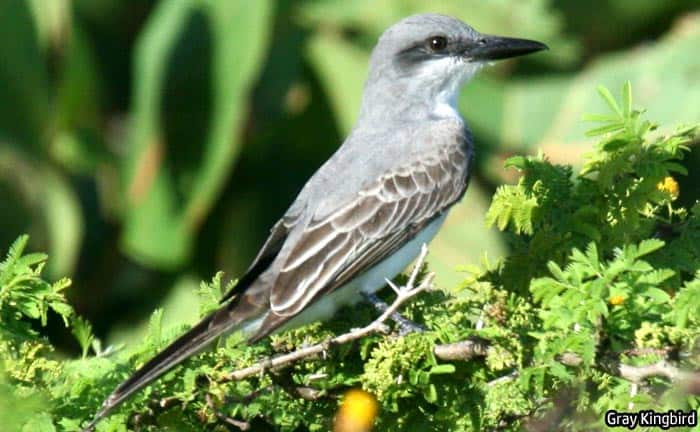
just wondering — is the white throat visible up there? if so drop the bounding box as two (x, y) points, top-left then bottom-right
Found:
(414, 57), (482, 120)
(433, 87), (461, 119)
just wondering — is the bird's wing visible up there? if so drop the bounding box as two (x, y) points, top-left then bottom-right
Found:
(218, 214), (298, 304)
(250, 142), (470, 338)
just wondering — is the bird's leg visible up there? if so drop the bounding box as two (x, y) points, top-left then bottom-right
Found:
(362, 292), (424, 335)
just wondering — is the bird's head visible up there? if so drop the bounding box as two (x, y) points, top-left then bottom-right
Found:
(359, 14), (547, 122)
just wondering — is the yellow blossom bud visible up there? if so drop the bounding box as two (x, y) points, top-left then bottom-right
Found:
(333, 389), (379, 432)
(609, 295), (625, 306)
(657, 176), (679, 199)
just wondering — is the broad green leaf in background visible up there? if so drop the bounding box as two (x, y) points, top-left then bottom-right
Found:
(556, 0), (700, 57)
(0, 147), (83, 279)
(185, 0), (273, 230)
(306, 33), (369, 134)
(27, 0), (71, 52)
(0, 1), (86, 278)
(52, 23), (103, 142)
(121, 0), (273, 268)
(472, 12), (700, 171)
(0, 147), (38, 253)
(0, 0), (50, 154)
(51, 23), (104, 174)
(42, 167), (83, 278)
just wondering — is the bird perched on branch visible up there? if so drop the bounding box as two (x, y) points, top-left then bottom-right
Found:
(85, 13), (546, 429)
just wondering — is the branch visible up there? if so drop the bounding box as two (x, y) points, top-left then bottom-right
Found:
(439, 344), (700, 393)
(616, 360), (696, 385)
(434, 337), (489, 361)
(558, 351), (700, 392)
(222, 245), (434, 382)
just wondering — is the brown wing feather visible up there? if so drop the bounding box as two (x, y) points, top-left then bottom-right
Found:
(266, 143), (470, 319)
(219, 215), (297, 304)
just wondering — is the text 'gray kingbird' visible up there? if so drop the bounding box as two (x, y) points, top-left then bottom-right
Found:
(85, 13), (546, 429)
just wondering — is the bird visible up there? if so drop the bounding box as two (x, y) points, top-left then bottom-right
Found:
(84, 13), (546, 429)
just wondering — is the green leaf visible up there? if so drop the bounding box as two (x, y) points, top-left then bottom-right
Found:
(621, 81), (632, 119)
(635, 239), (665, 258)
(71, 316), (95, 358)
(430, 182), (506, 289)
(485, 17), (700, 162)
(423, 383), (438, 403)
(57, 419), (82, 432)
(0, 0), (50, 153)
(664, 162), (688, 175)
(42, 167), (83, 278)
(581, 113), (618, 122)
(642, 288), (671, 304)
(601, 139), (627, 151)
(306, 31), (368, 134)
(429, 364), (456, 375)
(585, 123), (625, 137)
(597, 85), (622, 117)
(21, 412), (56, 432)
(122, 0), (273, 268)
(548, 361), (572, 382)
(145, 308), (164, 350)
(671, 277), (700, 328)
(17, 253), (48, 268)
(503, 155), (528, 170)
(1, 234), (29, 276)
(49, 300), (74, 326)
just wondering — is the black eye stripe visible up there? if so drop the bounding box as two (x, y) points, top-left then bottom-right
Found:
(394, 36), (453, 69)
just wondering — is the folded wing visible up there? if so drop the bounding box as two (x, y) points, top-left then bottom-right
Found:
(250, 142), (470, 340)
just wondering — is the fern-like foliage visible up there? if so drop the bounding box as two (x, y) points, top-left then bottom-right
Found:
(481, 82), (699, 429)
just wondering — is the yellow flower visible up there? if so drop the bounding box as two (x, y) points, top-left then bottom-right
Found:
(333, 389), (379, 432)
(609, 295), (625, 306)
(657, 176), (679, 199)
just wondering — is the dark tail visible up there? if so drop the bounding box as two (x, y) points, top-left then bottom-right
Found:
(83, 308), (241, 431)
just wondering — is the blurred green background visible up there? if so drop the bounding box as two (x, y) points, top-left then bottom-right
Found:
(1, 0), (699, 353)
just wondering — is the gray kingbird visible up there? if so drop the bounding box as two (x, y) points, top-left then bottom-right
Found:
(85, 13), (546, 429)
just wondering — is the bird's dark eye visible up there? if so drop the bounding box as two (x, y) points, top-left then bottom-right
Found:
(427, 36), (448, 52)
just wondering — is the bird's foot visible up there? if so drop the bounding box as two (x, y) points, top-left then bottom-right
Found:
(362, 292), (424, 335)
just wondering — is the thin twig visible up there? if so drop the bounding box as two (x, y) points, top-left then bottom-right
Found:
(206, 393), (251, 430)
(223, 245), (434, 382)
(129, 395), (180, 429)
(487, 370), (519, 387)
(268, 370), (326, 401)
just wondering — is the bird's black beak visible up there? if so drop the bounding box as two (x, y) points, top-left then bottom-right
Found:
(466, 35), (548, 61)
